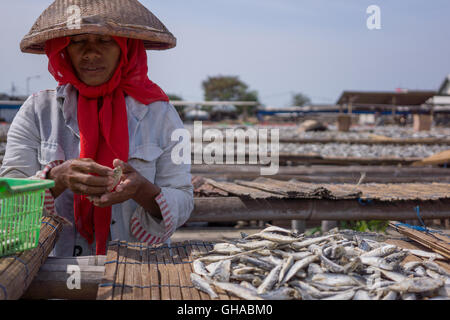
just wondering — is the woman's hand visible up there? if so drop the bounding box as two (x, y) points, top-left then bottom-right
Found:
(90, 159), (163, 219)
(48, 158), (116, 199)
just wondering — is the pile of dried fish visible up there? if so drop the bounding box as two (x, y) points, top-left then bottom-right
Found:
(190, 226), (450, 300)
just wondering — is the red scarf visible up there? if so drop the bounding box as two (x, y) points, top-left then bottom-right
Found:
(45, 36), (169, 255)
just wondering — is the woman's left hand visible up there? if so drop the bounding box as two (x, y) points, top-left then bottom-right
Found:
(90, 159), (145, 207)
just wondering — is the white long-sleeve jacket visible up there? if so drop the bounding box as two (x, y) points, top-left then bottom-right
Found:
(0, 84), (194, 256)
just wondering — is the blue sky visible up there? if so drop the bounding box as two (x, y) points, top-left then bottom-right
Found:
(0, 0), (449, 107)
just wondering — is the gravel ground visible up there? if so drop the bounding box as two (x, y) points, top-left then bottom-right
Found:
(1, 124), (448, 159)
(184, 124), (450, 140)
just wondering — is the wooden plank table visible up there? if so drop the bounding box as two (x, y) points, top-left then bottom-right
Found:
(96, 240), (235, 300)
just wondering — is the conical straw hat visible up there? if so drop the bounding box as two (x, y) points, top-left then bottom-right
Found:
(20, 0), (176, 54)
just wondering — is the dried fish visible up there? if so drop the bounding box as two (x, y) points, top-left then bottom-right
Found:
(193, 260), (210, 278)
(291, 234), (337, 250)
(257, 264), (282, 294)
(413, 266), (427, 277)
(190, 228), (450, 300)
(239, 255), (275, 271)
(353, 290), (374, 300)
(311, 273), (363, 287)
(360, 256), (394, 270)
(307, 263), (324, 275)
(290, 280), (336, 299)
(212, 281), (263, 300)
(382, 291), (398, 300)
(360, 245), (397, 258)
(208, 260), (231, 282)
(259, 287), (299, 300)
(273, 250), (312, 260)
(211, 243), (243, 255)
(278, 256), (294, 284)
(422, 261), (450, 277)
(389, 277), (444, 293)
(321, 290), (355, 300)
(281, 255), (319, 284)
(404, 249), (445, 260)
(239, 281), (258, 292)
(190, 273), (218, 299)
(249, 232), (300, 244)
(233, 266), (265, 275)
(236, 240), (278, 250)
(320, 254), (345, 273)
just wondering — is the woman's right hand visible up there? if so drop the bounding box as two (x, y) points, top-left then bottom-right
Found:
(47, 158), (116, 199)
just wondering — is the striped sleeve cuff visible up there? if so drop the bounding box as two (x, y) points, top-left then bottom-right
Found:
(130, 191), (175, 245)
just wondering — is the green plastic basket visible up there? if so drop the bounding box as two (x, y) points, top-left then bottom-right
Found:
(0, 178), (55, 257)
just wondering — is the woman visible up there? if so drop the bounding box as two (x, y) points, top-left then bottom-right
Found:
(0, 0), (193, 256)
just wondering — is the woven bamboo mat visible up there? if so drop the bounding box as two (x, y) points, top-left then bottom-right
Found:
(96, 240), (240, 300)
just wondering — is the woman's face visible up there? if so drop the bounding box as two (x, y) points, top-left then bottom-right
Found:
(67, 34), (121, 86)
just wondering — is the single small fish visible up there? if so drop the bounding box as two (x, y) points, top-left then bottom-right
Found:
(360, 245), (397, 258)
(212, 281), (263, 300)
(311, 273), (362, 287)
(401, 293), (417, 300)
(230, 274), (261, 282)
(211, 243), (243, 255)
(193, 260), (210, 278)
(239, 281), (258, 292)
(239, 255), (275, 271)
(257, 255), (283, 266)
(368, 280), (396, 291)
(278, 256), (294, 284)
(413, 266), (427, 277)
(190, 273), (218, 299)
(422, 261), (450, 277)
(425, 269), (443, 280)
(259, 287), (299, 300)
(373, 268), (407, 283)
(232, 266), (265, 275)
(321, 290), (355, 300)
(281, 255), (319, 284)
(198, 249), (259, 263)
(310, 282), (359, 292)
(108, 166), (123, 191)
(343, 247), (364, 257)
(308, 244), (323, 256)
(208, 259), (231, 282)
(260, 225), (299, 236)
(320, 254), (345, 273)
(290, 234), (337, 250)
(289, 280), (336, 299)
(384, 251), (408, 264)
(307, 263), (324, 275)
(343, 257), (363, 274)
(257, 264), (282, 294)
(404, 249), (445, 260)
(251, 232), (301, 244)
(427, 296), (450, 300)
(236, 240), (278, 250)
(402, 261), (423, 273)
(360, 256), (394, 270)
(286, 251), (313, 261)
(353, 290), (374, 300)
(389, 277), (444, 293)
(382, 291), (398, 300)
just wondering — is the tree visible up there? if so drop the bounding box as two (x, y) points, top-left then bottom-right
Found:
(201, 75), (259, 115)
(292, 92), (311, 107)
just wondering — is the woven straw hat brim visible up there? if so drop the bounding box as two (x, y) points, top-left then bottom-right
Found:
(20, 0), (176, 54)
